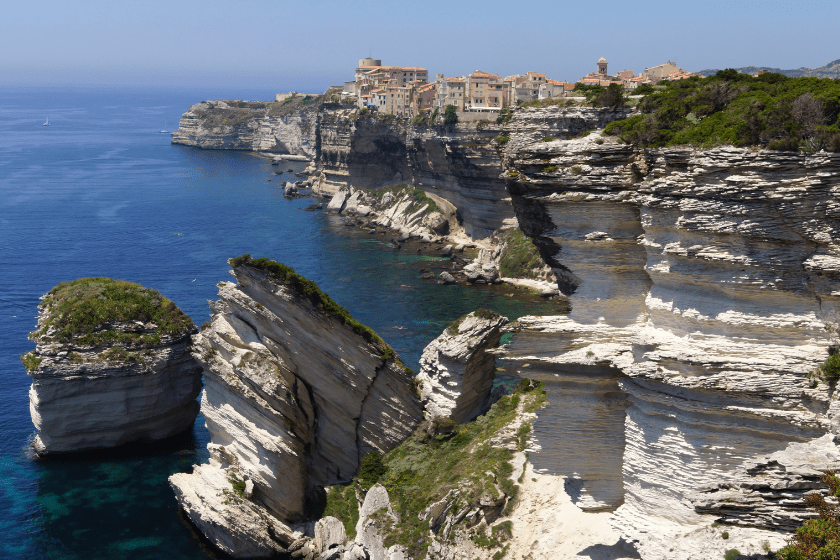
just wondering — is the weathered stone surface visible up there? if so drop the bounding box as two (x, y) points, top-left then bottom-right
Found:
(170, 260), (423, 558)
(24, 281), (202, 455)
(314, 516), (347, 553)
(502, 136), (840, 558)
(354, 485), (398, 560)
(172, 100), (319, 157)
(417, 310), (509, 423)
(690, 434), (840, 531)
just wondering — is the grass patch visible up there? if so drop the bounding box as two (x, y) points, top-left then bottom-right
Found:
(322, 483), (360, 539)
(30, 278), (194, 348)
(446, 309), (500, 336)
(499, 228), (545, 280)
(20, 353), (42, 373)
(494, 135), (510, 145)
(320, 379), (545, 559)
(541, 136), (556, 142)
(542, 165), (558, 173)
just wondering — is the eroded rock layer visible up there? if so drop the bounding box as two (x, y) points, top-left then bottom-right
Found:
(499, 119), (840, 558)
(169, 259), (423, 558)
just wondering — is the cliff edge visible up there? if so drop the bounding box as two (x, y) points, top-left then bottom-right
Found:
(169, 256), (423, 558)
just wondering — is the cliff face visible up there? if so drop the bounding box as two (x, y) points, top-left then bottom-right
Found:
(173, 101), (629, 240)
(172, 100), (320, 157)
(500, 113), (840, 558)
(23, 278), (201, 455)
(169, 259), (423, 558)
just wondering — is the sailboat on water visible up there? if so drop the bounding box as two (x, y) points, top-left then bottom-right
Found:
(43, 117), (49, 126)
(160, 121), (168, 133)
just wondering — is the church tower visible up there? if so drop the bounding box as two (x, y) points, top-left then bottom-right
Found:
(597, 56), (608, 77)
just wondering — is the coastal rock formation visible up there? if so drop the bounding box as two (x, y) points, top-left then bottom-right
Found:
(169, 256), (423, 558)
(416, 310), (509, 423)
(501, 128), (840, 558)
(326, 185), (452, 242)
(172, 99), (321, 157)
(174, 100), (630, 240)
(22, 278), (201, 455)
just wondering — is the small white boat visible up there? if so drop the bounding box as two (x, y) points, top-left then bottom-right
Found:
(160, 121), (168, 133)
(43, 117), (49, 126)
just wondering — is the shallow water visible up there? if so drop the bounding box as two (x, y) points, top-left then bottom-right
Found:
(0, 86), (564, 559)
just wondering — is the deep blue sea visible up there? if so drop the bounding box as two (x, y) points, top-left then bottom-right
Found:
(0, 86), (564, 559)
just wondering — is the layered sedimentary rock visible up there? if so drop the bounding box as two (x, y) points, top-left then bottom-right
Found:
(690, 434), (840, 531)
(169, 258), (423, 558)
(500, 114), (840, 558)
(172, 99), (321, 157)
(416, 310), (509, 423)
(23, 278), (201, 455)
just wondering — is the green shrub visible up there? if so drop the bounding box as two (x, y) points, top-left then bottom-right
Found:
(778, 470), (840, 559)
(724, 550), (741, 560)
(499, 228), (545, 280)
(358, 452), (388, 489)
(30, 278), (194, 347)
(603, 72), (840, 148)
(722, 531), (730, 539)
(443, 105), (458, 125)
(237, 102), (247, 108)
(494, 135), (510, 144)
(541, 136), (556, 142)
(821, 351), (840, 378)
(542, 165), (558, 173)
(20, 353), (42, 373)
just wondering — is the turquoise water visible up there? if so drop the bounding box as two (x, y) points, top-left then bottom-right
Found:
(0, 86), (564, 559)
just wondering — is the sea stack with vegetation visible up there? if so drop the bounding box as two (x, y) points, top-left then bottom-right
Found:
(169, 256), (423, 558)
(22, 278), (202, 455)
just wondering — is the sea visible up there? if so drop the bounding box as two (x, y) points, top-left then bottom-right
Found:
(0, 86), (568, 559)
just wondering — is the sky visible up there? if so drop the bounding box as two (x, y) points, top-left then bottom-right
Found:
(2, 0), (838, 94)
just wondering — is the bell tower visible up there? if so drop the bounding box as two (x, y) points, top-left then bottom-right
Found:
(597, 56), (608, 77)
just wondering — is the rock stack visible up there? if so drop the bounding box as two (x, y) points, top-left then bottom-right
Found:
(169, 256), (423, 558)
(416, 309), (509, 424)
(23, 277), (202, 455)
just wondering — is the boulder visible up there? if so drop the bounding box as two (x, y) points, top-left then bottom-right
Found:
(314, 517), (347, 553)
(438, 271), (456, 285)
(327, 189), (350, 212)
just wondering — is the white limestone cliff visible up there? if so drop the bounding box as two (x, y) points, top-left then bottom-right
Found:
(501, 124), (840, 559)
(416, 310), (509, 424)
(169, 258), (423, 558)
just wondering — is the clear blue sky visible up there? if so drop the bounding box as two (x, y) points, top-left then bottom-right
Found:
(3, 0), (838, 93)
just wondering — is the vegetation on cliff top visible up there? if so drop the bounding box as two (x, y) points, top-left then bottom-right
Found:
(28, 277), (194, 348)
(778, 470), (840, 559)
(229, 255), (409, 370)
(319, 379), (546, 558)
(446, 309), (501, 336)
(603, 71), (840, 151)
